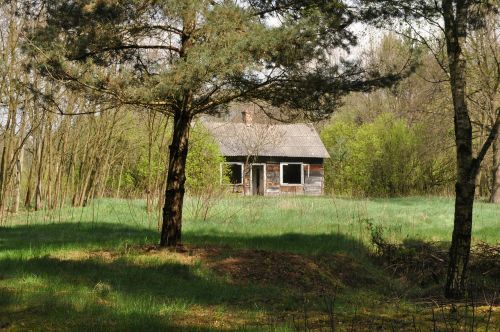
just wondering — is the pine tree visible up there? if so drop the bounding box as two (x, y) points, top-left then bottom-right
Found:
(26, 0), (405, 246)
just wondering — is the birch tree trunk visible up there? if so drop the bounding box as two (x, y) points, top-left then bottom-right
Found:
(443, 0), (500, 298)
(443, 0), (475, 299)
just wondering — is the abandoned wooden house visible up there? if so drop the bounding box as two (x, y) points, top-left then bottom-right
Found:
(203, 111), (330, 196)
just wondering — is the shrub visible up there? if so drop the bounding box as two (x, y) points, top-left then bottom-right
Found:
(186, 123), (226, 194)
(321, 113), (454, 197)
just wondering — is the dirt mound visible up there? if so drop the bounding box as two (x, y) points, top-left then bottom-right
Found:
(199, 248), (375, 294)
(123, 244), (377, 294)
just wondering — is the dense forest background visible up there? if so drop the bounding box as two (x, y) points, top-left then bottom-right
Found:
(0, 2), (498, 224)
(321, 29), (499, 199)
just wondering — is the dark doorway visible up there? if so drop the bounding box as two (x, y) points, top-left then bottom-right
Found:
(252, 165), (265, 195)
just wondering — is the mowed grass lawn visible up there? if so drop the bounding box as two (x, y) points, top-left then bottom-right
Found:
(0, 196), (498, 331)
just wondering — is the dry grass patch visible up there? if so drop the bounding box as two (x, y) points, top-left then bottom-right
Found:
(201, 248), (377, 294)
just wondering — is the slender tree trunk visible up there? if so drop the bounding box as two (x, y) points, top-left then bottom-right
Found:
(146, 111), (155, 213)
(78, 156), (97, 207)
(98, 151), (113, 198)
(45, 116), (54, 209)
(0, 95), (17, 216)
(54, 127), (68, 209)
(443, 0), (474, 299)
(24, 77), (41, 208)
(68, 148), (78, 207)
(159, 8), (197, 246)
(490, 133), (500, 203)
(11, 107), (26, 213)
(24, 149), (34, 208)
(115, 159), (124, 198)
(474, 118), (486, 197)
(442, 0), (500, 298)
(11, 151), (23, 213)
(35, 123), (46, 211)
(446, 179), (475, 297)
(0, 146), (7, 219)
(0, 6), (21, 218)
(244, 156), (252, 196)
(160, 109), (192, 247)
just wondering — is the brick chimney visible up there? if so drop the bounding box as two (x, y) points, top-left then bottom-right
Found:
(242, 109), (253, 126)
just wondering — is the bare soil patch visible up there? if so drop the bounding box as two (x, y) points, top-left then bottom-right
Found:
(125, 244), (376, 295)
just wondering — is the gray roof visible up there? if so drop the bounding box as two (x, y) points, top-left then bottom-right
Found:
(203, 122), (330, 159)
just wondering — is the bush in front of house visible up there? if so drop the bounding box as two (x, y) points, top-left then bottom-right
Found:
(185, 123), (227, 195)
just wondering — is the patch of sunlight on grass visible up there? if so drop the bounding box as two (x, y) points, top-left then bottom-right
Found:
(19, 273), (46, 287)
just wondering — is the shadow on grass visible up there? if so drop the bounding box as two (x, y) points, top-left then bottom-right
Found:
(0, 222), (158, 251)
(0, 222), (379, 330)
(0, 254), (261, 306)
(0, 223), (269, 330)
(0, 222), (371, 256)
(184, 231), (371, 256)
(0, 287), (218, 332)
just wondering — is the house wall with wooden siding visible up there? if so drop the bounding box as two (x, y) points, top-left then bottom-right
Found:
(304, 164), (324, 196)
(275, 163), (324, 196)
(224, 157), (325, 196)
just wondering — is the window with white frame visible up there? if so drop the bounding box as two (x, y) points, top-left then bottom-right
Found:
(280, 163), (303, 185)
(224, 162), (244, 185)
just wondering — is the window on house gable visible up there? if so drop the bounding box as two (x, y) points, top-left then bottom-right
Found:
(281, 163), (303, 185)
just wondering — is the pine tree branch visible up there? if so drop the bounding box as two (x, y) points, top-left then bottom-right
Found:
(73, 44), (181, 60)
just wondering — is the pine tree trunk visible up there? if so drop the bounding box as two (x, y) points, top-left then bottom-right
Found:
(160, 110), (192, 247)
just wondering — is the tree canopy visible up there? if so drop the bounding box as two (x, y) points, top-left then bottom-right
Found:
(26, 0), (408, 118)
(24, 0), (412, 247)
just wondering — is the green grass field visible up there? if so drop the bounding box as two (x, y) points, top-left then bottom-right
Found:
(0, 196), (498, 330)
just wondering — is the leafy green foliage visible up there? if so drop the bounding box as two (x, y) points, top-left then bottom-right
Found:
(185, 123), (226, 194)
(110, 119), (224, 195)
(321, 113), (455, 196)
